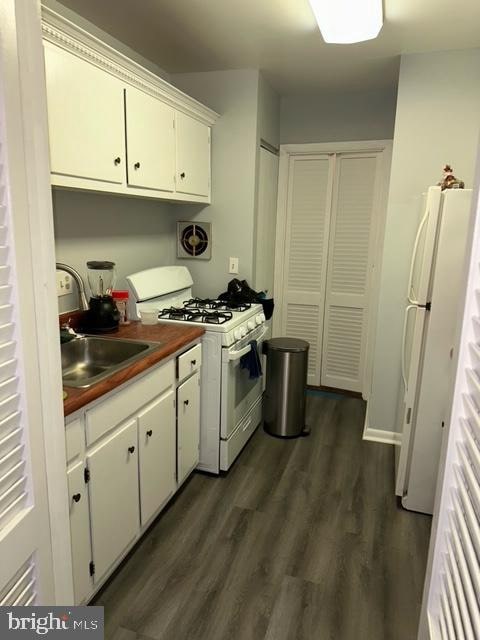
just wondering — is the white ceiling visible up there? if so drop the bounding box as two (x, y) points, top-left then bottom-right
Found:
(56, 0), (480, 94)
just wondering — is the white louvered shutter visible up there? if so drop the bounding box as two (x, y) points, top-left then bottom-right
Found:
(321, 153), (380, 392)
(0, 13), (55, 603)
(420, 182), (480, 639)
(280, 155), (333, 385)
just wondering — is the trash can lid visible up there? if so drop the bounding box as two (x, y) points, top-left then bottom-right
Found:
(265, 337), (309, 352)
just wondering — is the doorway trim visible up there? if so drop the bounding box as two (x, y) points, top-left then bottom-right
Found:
(3, 0), (73, 603)
(273, 140), (393, 399)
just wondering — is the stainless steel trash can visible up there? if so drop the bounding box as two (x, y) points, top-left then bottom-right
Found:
(263, 337), (309, 438)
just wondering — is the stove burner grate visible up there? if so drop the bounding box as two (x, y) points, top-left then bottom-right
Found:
(159, 307), (233, 324)
(183, 297), (251, 312)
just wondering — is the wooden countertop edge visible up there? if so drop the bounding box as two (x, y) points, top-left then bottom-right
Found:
(63, 323), (205, 417)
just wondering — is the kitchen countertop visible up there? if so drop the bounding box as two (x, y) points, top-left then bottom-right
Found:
(63, 321), (204, 417)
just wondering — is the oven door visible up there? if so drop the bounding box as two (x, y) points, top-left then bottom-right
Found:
(220, 324), (270, 439)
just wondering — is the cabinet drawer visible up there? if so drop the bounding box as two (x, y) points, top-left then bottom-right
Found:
(220, 397), (262, 471)
(65, 417), (83, 464)
(86, 360), (174, 446)
(178, 344), (202, 382)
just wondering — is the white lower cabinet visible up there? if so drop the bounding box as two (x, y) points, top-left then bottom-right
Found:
(87, 419), (140, 582)
(65, 344), (202, 603)
(67, 461), (92, 604)
(177, 370), (200, 485)
(138, 390), (176, 526)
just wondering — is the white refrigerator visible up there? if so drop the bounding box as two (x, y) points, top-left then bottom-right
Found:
(395, 186), (473, 514)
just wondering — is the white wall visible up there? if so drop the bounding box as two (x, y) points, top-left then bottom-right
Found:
(42, 0), (170, 81)
(53, 189), (177, 312)
(171, 69), (261, 298)
(258, 74), (281, 149)
(280, 87), (397, 144)
(368, 48), (480, 434)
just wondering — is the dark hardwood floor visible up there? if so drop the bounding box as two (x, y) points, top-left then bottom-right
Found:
(93, 392), (432, 640)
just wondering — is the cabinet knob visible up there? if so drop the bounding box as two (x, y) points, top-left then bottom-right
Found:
(128, 446), (136, 454)
(191, 359), (196, 365)
(72, 493), (81, 503)
(180, 172), (186, 179)
(183, 399), (189, 406)
(134, 162), (141, 170)
(114, 157), (121, 165)
(146, 429), (153, 437)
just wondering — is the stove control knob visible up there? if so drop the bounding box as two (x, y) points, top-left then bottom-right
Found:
(240, 326), (247, 337)
(234, 329), (242, 341)
(247, 320), (255, 331)
(260, 313), (266, 323)
(255, 314), (263, 325)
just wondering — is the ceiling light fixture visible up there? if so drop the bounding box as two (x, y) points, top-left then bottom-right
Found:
(307, 0), (383, 44)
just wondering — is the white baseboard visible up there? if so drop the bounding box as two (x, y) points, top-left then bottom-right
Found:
(363, 427), (402, 445)
(363, 405), (402, 445)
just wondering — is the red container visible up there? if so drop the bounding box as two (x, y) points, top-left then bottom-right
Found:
(112, 290), (129, 324)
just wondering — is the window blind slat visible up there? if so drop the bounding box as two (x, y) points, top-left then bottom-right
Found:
(445, 553), (468, 639)
(455, 466), (480, 563)
(447, 533), (475, 639)
(442, 588), (456, 639)
(450, 522), (480, 636)
(0, 561), (36, 606)
(458, 444), (480, 517)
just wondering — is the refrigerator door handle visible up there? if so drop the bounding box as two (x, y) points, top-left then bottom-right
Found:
(402, 304), (418, 392)
(407, 206), (430, 304)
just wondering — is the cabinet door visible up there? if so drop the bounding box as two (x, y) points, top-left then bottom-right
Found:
(175, 112), (210, 197)
(125, 87), (175, 192)
(321, 153), (380, 392)
(277, 155), (334, 386)
(138, 390), (175, 526)
(87, 419), (139, 581)
(44, 43), (125, 184)
(67, 462), (92, 604)
(177, 371), (200, 485)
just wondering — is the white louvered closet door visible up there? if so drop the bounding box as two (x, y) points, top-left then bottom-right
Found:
(420, 181), (480, 639)
(280, 155), (334, 385)
(321, 153), (380, 392)
(0, 9), (55, 604)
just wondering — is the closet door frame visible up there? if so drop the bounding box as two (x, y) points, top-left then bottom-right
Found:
(273, 140), (392, 397)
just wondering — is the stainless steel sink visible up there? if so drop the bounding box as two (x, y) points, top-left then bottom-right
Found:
(61, 336), (162, 388)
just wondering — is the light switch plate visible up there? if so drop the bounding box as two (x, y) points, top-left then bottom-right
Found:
(57, 271), (72, 297)
(229, 257), (239, 274)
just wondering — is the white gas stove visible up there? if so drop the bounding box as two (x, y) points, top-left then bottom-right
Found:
(158, 298), (266, 347)
(126, 266), (269, 474)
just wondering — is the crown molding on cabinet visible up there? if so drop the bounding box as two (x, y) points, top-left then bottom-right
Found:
(40, 6), (219, 127)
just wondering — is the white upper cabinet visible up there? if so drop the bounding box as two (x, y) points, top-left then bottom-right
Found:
(44, 43), (125, 184)
(41, 8), (218, 204)
(125, 87), (175, 193)
(175, 112), (210, 198)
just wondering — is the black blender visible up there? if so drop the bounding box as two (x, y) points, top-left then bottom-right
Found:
(86, 261), (120, 332)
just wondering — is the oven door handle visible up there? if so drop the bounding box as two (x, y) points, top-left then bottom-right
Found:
(228, 326), (269, 361)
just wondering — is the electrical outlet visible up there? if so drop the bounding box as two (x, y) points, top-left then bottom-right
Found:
(229, 257), (239, 274)
(57, 271), (72, 297)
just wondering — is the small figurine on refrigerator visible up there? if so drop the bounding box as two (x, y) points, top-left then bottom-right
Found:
(438, 164), (465, 190)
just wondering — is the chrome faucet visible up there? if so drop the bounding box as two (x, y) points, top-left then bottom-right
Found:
(56, 262), (89, 311)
